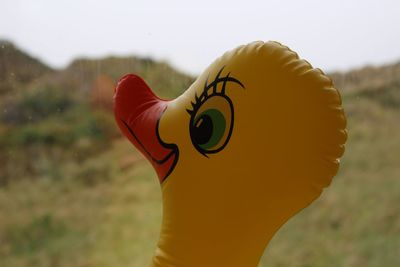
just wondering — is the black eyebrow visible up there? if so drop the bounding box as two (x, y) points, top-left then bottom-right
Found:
(203, 66), (245, 95)
(187, 66), (245, 115)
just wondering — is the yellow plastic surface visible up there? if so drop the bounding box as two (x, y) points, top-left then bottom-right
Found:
(140, 41), (347, 267)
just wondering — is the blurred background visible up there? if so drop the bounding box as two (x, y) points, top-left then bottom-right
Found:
(0, 0), (399, 266)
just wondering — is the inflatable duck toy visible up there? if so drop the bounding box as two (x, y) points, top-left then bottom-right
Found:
(114, 41), (347, 267)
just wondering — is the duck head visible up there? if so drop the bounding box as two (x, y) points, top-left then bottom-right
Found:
(114, 41), (347, 267)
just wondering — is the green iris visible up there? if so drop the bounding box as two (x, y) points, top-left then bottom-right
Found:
(192, 109), (226, 151)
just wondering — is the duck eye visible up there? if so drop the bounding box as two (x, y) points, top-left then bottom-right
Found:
(189, 95), (233, 155)
(193, 109), (225, 150)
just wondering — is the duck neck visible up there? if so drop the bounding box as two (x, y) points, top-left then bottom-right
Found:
(149, 249), (262, 267)
(147, 226), (277, 267)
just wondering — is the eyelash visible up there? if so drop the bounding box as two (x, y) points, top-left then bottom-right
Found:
(186, 66), (244, 116)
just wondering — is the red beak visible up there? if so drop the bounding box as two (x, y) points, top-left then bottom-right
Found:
(114, 74), (178, 183)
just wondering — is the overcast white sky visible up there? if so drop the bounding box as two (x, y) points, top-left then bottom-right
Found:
(1, 0), (399, 75)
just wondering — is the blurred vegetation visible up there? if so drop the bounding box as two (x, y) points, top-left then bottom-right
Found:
(0, 40), (194, 186)
(0, 40), (399, 266)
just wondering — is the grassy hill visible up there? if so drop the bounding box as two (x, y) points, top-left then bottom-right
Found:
(0, 40), (54, 95)
(330, 62), (400, 92)
(0, 40), (399, 267)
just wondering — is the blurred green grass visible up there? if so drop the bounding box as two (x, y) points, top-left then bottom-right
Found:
(0, 140), (162, 267)
(0, 40), (399, 266)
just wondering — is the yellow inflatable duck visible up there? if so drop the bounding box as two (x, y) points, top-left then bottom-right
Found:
(114, 41), (347, 267)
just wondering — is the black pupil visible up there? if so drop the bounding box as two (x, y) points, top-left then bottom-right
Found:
(193, 115), (213, 145)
